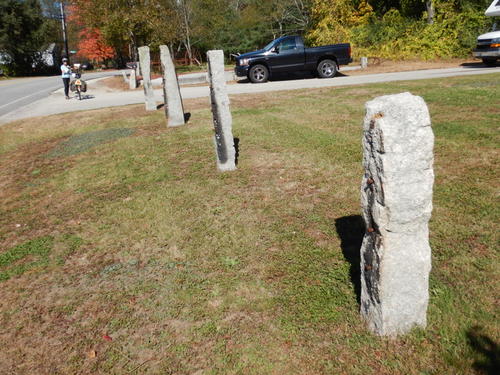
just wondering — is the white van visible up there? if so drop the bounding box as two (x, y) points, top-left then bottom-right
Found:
(473, 1), (500, 66)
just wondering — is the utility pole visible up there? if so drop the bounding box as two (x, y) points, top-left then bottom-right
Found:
(60, 1), (69, 60)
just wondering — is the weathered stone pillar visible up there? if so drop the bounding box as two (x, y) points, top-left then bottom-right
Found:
(129, 69), (137, 89)
(160, 45), (185, 127)
(138, 46), (156, 111)
(360, 92), (434, 336)
(361, 56), (368, 69)
(207, 50), (236, 172)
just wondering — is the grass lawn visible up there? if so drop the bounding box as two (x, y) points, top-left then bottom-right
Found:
(0, 73), (498, 375)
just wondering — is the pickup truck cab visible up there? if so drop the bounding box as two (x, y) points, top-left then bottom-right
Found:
(235, 35), (352, 83)
(473, 0), (500, 66)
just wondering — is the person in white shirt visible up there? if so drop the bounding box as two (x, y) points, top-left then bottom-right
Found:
(60, 58), (71, 99)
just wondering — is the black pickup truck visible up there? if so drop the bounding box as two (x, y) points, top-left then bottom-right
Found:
(234, 35), (352, 83)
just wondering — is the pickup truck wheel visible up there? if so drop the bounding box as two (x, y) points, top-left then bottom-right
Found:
(248, 64), (269, 83)
(317, 59), (337, 78)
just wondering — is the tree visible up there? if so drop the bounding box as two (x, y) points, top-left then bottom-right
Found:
(307, 0), (373, 46)
(0, 0), (49, 75)
(76, 28), (115, 64)
(70, 0), (180, 64)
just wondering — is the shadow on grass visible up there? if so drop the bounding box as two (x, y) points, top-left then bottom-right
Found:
(467, 326), (500, 375)
(157, 105), (192, 124)
(335, 215), (364, 305)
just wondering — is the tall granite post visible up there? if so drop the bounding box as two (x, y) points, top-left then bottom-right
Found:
(160, 45), (185, 127)
(129, 69), (137, 89)
(361, 56), (368, 69)
(138, 46), (157, 111)
(360, 92), (434, 336)
(207, 50), (236, 172)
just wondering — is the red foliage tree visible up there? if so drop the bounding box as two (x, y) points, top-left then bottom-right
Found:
(77, 28), (115, 64)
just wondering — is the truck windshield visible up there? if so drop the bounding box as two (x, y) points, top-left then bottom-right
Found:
(263, 38), (283, 51)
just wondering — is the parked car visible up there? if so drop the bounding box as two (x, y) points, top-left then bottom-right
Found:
(473, 0), (500, 66)
(126, 62), (138, 70)
(81, 63), (94, 70)
(234, 35), (352, 83)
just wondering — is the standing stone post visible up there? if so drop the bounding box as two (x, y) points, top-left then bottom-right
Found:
(361, 56), (368, 69)
(360, 92), (434, 336)
(122, 71), (128, 83)
(207, 50), (236, 172)
(138, 46), (157, 111)
(129, 69), (137, 89)
(160, 45), (185, 127)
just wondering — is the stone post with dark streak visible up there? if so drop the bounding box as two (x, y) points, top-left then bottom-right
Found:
(360, 92), (434, 336)
(207, 50), (236, 172)
(160, 45), (185, 127)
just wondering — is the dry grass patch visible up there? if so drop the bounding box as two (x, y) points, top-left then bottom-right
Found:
(343, 58), (479, 76)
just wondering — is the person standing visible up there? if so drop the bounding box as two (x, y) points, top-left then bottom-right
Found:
(61, 58), (71, 99)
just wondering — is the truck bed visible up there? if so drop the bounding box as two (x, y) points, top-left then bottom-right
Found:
(305, 43), (352, 69)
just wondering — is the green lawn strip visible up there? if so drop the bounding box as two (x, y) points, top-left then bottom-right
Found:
(0, 236), (53, 281)
(0, 234), (82, 281)
(0, 73), (498, 374)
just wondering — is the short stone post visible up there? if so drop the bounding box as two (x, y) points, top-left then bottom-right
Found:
(361, 56), (368, 69)
(138, 46), (157, 111)
(160, 45), (185, 127)
(207, 50), (236, 172)
(122, 71), (128, 83)
(360, 92), (434, 336)
(129, 69), (137, 89)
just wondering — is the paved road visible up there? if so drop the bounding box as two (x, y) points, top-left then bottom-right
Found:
(1, 65), (499, 124)
(0, 71), (120, 118)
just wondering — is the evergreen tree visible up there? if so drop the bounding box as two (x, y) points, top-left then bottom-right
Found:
(0, 0), (48, 75)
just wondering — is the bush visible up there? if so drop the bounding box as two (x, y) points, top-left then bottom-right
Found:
(350, 5), (491, 60)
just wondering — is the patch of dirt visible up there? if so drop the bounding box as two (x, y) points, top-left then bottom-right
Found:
(342, 58), (478, 76)
(97, 75), (224, 92)
(97, 74), (165, 92)
(94, 76), (140, 92)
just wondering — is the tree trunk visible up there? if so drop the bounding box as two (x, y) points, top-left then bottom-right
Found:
(182, 8), (193, 65)
(129, 32), (138, 62)
(426, 1), (435, 25)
